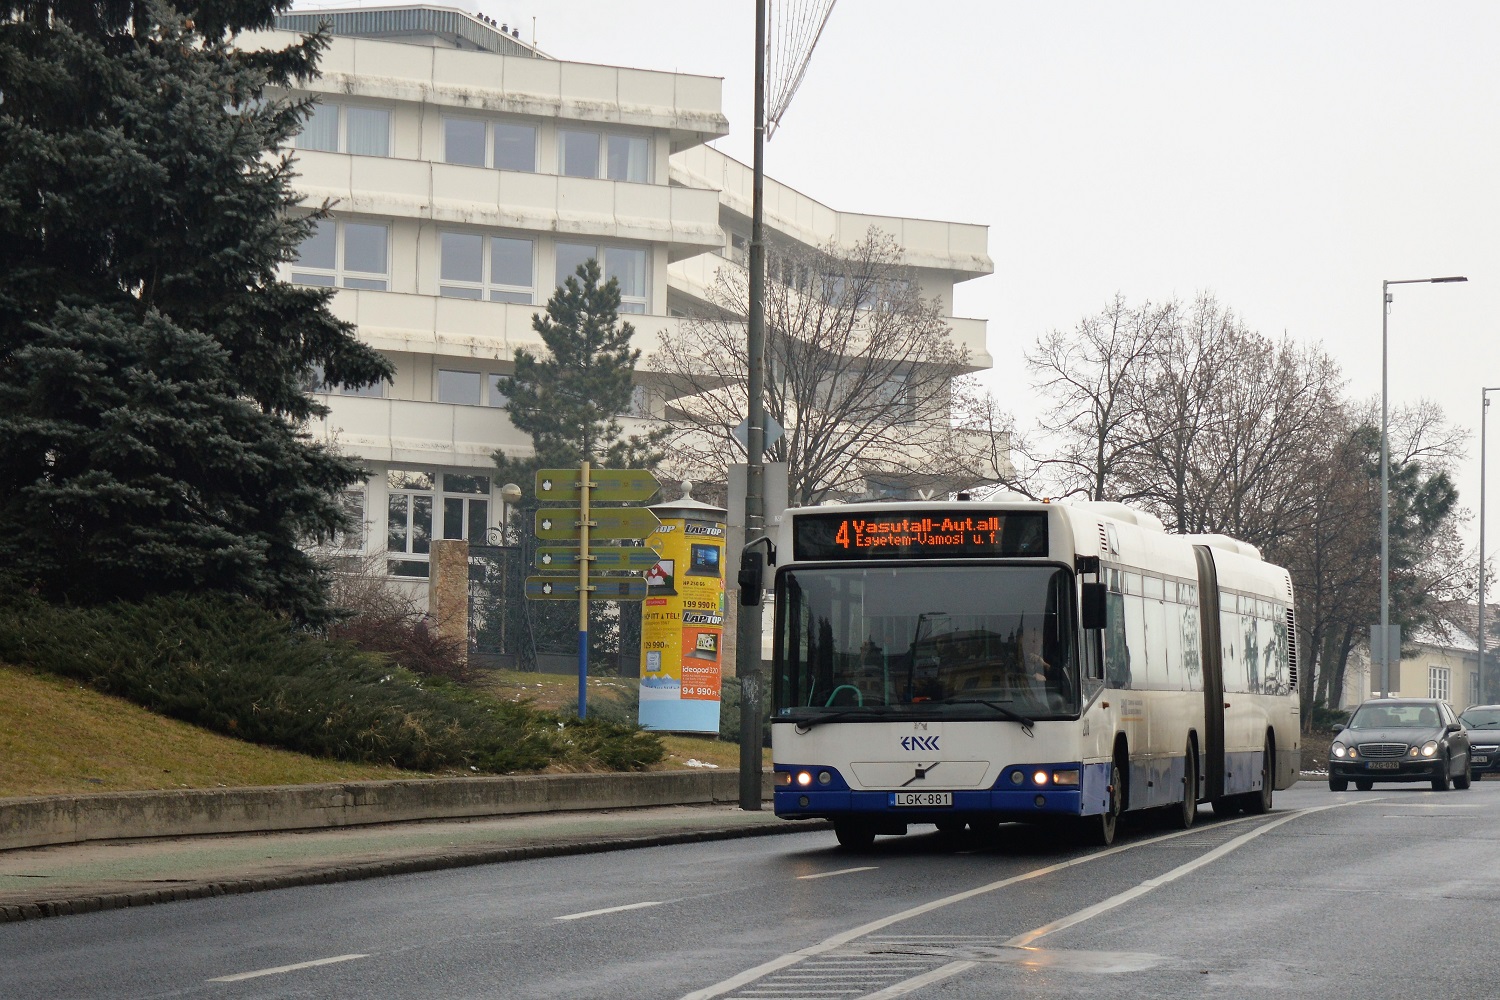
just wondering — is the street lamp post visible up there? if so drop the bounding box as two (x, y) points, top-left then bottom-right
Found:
(1379, 276), (1466, 698)
(1481, 390), (1499, 706)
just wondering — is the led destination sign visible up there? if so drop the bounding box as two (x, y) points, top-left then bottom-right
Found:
(792, 510), (1048, 561)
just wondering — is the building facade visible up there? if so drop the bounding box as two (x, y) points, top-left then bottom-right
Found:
(253, 5), (995, 591)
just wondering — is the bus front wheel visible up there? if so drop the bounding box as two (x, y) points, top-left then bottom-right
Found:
(834, 820), (876, 851)
(1080, 758), (1122, 846)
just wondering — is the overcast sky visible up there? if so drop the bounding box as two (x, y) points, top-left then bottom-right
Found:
(300, 1), (1500, 544)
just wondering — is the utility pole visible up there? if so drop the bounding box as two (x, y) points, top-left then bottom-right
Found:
(737, 0), (768, 811)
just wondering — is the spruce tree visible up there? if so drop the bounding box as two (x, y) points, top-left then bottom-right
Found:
(495, 259), (666, 668)
(500, 258), (667, 473)
(0, 0), (391, 618)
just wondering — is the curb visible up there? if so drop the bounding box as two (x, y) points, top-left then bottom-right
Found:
(0, 818), (832, 925)
(0, 770), (774, 852)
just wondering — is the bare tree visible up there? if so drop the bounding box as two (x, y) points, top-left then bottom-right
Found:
(1026, 294), (1176, 501)
(651, 229), (1007, 504)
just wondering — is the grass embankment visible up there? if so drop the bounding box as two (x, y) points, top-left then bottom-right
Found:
(0, 596), (662, 789)
(0, 596), (759, 798)
(0, 662), (418, 798)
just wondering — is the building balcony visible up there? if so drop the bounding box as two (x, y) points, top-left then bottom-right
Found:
(325, 288), (690, 363)
(670, 147), (993, 280)
(255, 28), (729, 144)
(307, 393), (668, 470)
(292, 152), (724, 260)
(663, 256), (992, 370)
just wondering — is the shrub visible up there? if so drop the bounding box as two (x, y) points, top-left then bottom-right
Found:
(0, 595), (661, 773)
(322, 552), (468, 682)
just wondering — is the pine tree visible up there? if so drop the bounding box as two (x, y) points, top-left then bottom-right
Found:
(0, 0), (391, 619)
(495, 259), (666, 667)
(500, 258), (667, 474)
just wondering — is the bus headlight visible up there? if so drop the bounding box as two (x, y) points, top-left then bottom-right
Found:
(1050, 769), (1080, 786)
(797, 771), (813, 786)
(775, 772), (792, 786)
(1032, 770), (1049, 786)
(818, 771), (832, 785)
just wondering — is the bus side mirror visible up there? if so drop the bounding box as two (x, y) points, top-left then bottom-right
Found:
(738, 551), (763, 606)
(1081, 582), (1106, 629)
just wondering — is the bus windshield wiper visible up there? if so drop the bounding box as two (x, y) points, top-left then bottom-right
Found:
(792, 705), (895, 731)
(940, 697), (1035, 731)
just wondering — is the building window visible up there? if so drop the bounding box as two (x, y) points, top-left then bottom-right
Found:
(487, 374), (510, 408)
(309, 363), (382, 398)
(558, 129), (650, 182)
(1430, 665), (1451, 703)
(437, 368), (513, 408)
(294, 103), (390, 156)
(292, 219), (389, 291)
(554, 242), (648, 313)
(437, 369), (482, 406)
(439, 231), (535, 303)
(443, 117), (486, 166)
(442, 117), (537, 172)
(333, 489), (367, 550)
(725, 230), (749, 266)
(877, 370), (915, 423)
(442, 474), (490, 543)
(606, 134), (649, 182)
(494, 122), (537, 172)
(386, 469), (434, 577)
(298, 103), (339, 152)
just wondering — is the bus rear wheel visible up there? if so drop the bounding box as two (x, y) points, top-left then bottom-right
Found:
(1241, 738), (1274, 814)
(1167, 745), (1197, 829)
(1211, 796), (1242, 817)
(834, 820), (876, 850)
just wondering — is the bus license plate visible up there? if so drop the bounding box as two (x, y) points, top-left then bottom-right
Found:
(892, 791), (952, 807)
(1366, 761), (1399, 770)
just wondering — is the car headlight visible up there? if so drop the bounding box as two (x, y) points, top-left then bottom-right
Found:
(1332, 743), (1347, 758)
(1421, 741), (1438, 758)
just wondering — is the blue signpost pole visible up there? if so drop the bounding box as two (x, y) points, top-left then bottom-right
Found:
(577, 461), (592, 719)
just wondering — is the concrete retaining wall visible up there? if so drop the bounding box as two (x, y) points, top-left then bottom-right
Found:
(0, 771), (774, 852)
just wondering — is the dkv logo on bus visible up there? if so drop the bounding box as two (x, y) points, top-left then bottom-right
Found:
(900, 736), (939, 752)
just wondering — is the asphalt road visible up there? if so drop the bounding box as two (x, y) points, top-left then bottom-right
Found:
(2, 780), (1495, 999)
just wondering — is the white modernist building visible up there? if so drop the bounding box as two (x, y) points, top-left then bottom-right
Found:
(255, 5), (995, 586)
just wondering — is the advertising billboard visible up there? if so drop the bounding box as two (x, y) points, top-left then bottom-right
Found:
(639, 511), (725, 732)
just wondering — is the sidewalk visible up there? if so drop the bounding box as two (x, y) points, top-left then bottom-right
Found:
(0, 802), (825, 923)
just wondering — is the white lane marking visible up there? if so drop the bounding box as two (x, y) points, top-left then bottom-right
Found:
(858, 961), (978, 998)
(799, 866), (879, 880)
(679, 803), (1368, 1000)
(1004, 803), (1354, 948)
(207, 954), (369, 983)
(555, 900), (665, 921)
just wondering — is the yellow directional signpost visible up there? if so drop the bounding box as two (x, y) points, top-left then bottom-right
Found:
(526, 464), (660, 718)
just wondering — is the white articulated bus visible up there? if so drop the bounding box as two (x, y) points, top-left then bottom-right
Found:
(741, 498), (1300, 848)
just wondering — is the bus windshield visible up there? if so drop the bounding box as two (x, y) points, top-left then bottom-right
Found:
(775, 564), (1079, 721)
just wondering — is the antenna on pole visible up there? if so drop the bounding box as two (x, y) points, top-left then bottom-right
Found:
(765, 0), (837, 140)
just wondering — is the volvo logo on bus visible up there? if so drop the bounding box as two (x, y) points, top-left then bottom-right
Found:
(901, 736), (939, 752)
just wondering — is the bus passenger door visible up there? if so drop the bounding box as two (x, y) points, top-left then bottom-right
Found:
(1194, 546), (1226, 801)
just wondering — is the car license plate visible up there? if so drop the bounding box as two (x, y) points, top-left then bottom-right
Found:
(1474, 755), (1489, 764)
(1367, 761), (1399, 770)
(892, 791), (952, 807)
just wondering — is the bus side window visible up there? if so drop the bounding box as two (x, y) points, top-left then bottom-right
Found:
(1105, 590), (1131, 688)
